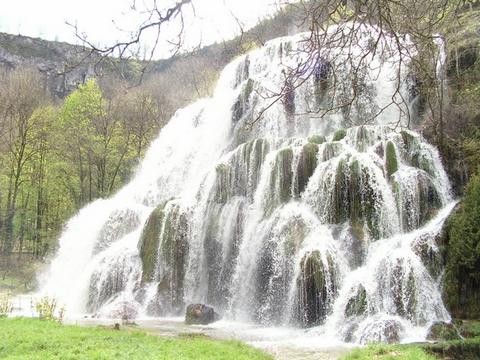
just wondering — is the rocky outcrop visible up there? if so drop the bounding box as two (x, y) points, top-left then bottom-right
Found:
(0, 32), (141, 98)
(185, 304), (221, 325)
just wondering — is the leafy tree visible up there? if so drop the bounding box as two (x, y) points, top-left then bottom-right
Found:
(445, 172), (480, 317)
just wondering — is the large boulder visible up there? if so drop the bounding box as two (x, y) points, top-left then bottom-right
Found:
(358, 319), (404, 344)
(98, 300), (139, 324)
(185, 304), (220, 325)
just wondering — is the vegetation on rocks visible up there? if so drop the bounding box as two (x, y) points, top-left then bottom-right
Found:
(385, 141), (399, 178)
(444, 172), (480, 318)
(139, 206), (165, 283)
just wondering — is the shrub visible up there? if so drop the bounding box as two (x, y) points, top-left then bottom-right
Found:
(0, 293), (13, 317)
(33, 296), (65, 323)
(444, 172), (480, 318)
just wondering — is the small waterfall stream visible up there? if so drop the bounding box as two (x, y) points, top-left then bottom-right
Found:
(40, 24), (454, 345)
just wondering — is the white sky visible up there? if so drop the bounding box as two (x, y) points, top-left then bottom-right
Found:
(0, 0), (285, 58)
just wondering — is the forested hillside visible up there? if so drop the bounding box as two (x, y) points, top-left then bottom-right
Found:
(0, 4), (305, 261)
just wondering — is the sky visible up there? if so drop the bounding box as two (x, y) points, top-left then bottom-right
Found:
(0, 0), (284, 58)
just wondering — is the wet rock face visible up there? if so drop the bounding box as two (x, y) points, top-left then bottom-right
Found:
(358, 319), (405, 344)
(138, 205), (165, 284)
(185, 304), (221, 325)
(294, 251), (338, 327)
(94, 208), (140, 254)
(99, 300), (139, 321)
(426, 321), (462, 341)
(345, 285), (368, 318)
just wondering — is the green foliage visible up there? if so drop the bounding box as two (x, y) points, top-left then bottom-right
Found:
(333, 129), (347, 142)
(342, 344), (436, 360)
(463, 128), (480, 175)
(308, 135), (326, 144)
(0, 73), (162, 258)
(444, 172), (480, 318)
(0, 317), (272, 360)
(34, 296), (65, 323)
(0, 293), (12, 317)
(425, 337), (480, 360)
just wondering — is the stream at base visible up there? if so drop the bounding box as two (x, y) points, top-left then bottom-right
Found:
(75, 317), (351, 360)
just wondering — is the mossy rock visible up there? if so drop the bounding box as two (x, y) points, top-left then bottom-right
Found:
(232, 78), (255, 123)
(269, 147), (294, 207)
(385, 141), (399, 178)
(426, 321), (462, 341)
(443, 176), (480, 319)
(185, 303), (220, 325)
(244, 138), (269, 196)
(294, 251), (337, 327)
(139, 205), (165, 284)
(332, 129), (347, 141)
(94, 208), (140, 254)
(322, 142), (342, 161)
(345, 284), (368, 317)
(354, 125), (374, 152)
(400, 130), (416, 151)
(308, 135), (326, 145)
(295, 143), (319, 196)
(214, 163), (232, 203)
(390, 260), (417, 320)
(282, 217), (308, 256)
(158, 204), (189, 312)
(331, 157), (381, 239)
(411, 233), (444, 279)
(358, 319), (404, 344)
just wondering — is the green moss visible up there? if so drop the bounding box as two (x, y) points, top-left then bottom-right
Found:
(385, 141), (399, 177)
(232, 79), (255, 123)
(444, 173), (480, 319)
(139, 205), (165, 284)
(244, 139), (269, 194)
(295, 251), (337, 327)
(322, 142), (341, 161)
(400, 130), (416, 151)
(345, 285), (367, 317)
(353, 126), (369, 152)
(411, 235), (443, 279)
(295, 143), (319, 196)
(457, 320), (480, 338)
(308, 135), (326, 144)
(332, 158), (381, 239)
(332, 129), (347, 141)
(157, 204), (189, 311)
(269, 148), (294, 206)
(425, 337), (480, 360)
(427, 322), (462, 341)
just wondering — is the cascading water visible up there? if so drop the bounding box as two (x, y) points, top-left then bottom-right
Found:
(40, 24), (455, 344)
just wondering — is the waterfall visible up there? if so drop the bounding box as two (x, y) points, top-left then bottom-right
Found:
(40, 24), (455, 344)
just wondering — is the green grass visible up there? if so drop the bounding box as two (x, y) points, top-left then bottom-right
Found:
(341, 344), (436, 360)
(342, 320), (480, 360)
(0, 318), (272, 360)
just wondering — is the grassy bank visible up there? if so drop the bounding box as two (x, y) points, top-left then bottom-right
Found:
(342, 344), (436, 360)
(342, 321), (480, 360)
(0, 317), (272, 360)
